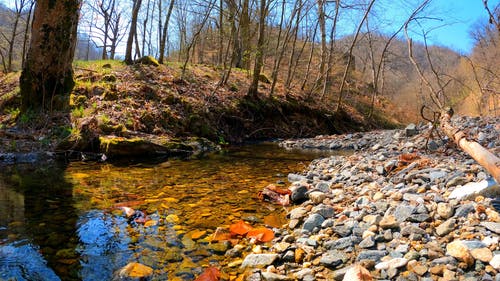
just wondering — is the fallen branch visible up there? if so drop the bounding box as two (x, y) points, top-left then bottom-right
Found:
(440, 107), (500, 184)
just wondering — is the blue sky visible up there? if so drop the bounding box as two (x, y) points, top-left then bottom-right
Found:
(406, 0), (499, 54)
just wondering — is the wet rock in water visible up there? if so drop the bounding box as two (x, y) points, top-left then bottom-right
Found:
(241, 254), (279, 269)
(117, 262), (153, 278)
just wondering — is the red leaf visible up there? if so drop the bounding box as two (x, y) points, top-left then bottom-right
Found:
(246, 228), (274, 242)
(229, 220), (253, 236)
(195, 267), (220, 281)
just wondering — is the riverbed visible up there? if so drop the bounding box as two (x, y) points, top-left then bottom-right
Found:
(0, 143), (337, 280)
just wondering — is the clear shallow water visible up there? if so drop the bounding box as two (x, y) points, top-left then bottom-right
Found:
(0, 143), (337, 280)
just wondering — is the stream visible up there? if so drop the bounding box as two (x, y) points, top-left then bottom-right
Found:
(0, 143), (339, 280)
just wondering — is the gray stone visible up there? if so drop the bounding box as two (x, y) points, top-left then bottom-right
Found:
(241, 254), (279, 268)
(261, 272), (292, 281)
(376, 165), (386, 175)
(320, 250), (348, 268)
(408, 213), (431, 223)
(325, 236), (360, 250)
(315, 181), (332, 192)
(437, 203), (454, 219)
(356, 250), (388, 262)
(427, 140), (440, 151)
(461, 240), (487, 249)
(430, 256), (457, 265)
(401, 225), (426, 236)
(429, 170), (447, 182)
(481, 222), (500, 234)
(282, 250), (295, 262)
(405, 123), (418, 137)
(403, 193), (424, 203)
(289, 207), (308, 220)
(436, 218), (456, 236)
(455, 204), (475, 217)
(312, 204), (335, 219)
(394, 205), (415, 222)
(288, 173), (306, 182)
(333, 225), (352, 237)
(359, 236), (375, 248)
(290, 185), (308, 203)
(302, 213), (325, 232)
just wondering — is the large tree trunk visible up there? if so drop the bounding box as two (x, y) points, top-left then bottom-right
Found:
(440, 108), (500, 184)
(20, 0), (81, 113)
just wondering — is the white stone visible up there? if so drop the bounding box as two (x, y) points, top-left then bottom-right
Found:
(490, 255), (500, 270)
(375, 258), (408, 270)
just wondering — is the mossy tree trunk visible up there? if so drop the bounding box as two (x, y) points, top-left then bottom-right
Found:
(20, 0), (81, 113)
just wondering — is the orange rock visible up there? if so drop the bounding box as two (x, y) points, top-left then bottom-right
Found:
(446, 240), (474, 267)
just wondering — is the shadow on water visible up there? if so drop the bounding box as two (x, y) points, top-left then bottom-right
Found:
(0, 162), (79, 281)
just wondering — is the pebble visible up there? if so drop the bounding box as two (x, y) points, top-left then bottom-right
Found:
(240, 116), (500, 280)
(435, 218), (456, 236)
(241, 254), (279, 268)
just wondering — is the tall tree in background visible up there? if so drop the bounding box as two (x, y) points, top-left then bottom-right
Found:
(247, 0), (268, 98)
(158, 0), (175, 64)
(20, 0), (81, 113)
(125, 0), (142, 64)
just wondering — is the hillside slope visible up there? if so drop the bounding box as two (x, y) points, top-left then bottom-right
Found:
(0, 60), (400, 157)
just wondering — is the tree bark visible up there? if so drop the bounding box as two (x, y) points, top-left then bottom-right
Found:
(20, 0), (81, 113)
(247, 0), (267, 98)
(125, 0), (142, 64)
(440, 108), (500, 184)
(158, 0), (175, 64)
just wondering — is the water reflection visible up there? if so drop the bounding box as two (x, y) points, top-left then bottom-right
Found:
(0, 163), (79, 280)
(0, 143), (338, 280)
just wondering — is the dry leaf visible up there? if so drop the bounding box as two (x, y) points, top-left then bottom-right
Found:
(246, 228), (274, 242)
(229, 220), (253, 236)
(195, 267), (220, 281)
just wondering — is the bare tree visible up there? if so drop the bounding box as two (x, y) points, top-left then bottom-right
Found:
(247, 0), (269, 98)
(0, 0), (32, 72)
(125, 0), (142, 64)
(158, 0), (175, 63)
(335, 0), (376, 112)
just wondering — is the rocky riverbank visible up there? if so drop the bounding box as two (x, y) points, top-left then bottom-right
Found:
(234, 116), (500, 280)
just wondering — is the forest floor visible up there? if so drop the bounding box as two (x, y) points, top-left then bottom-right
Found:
(0, 59), (400, 161)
